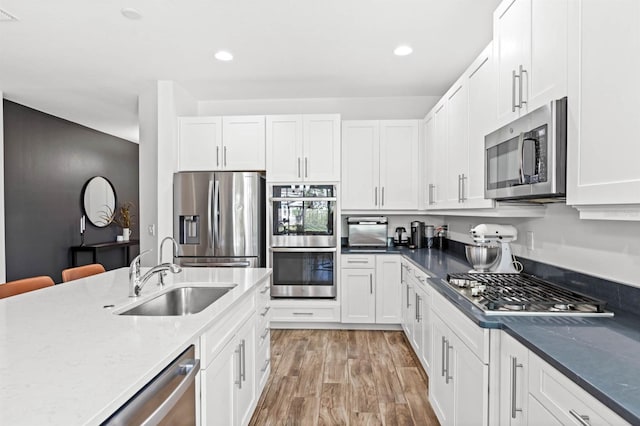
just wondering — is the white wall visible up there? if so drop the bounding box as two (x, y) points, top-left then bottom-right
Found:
(0, 93), (5, 282)
(138, 81), (197, 265)
(444, 204), (640, 288)
(198, 96), (439, 119)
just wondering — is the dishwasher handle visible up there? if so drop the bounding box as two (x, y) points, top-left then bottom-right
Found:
(102, 346), (200, 426)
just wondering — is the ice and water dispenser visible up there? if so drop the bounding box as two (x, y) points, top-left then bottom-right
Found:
(179, 215), (200, 244)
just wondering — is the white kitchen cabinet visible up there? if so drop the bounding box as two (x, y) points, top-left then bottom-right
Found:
(177, 117), (222, 171)
(494, 0), (567, 126)
(201, 312), (256, 426)
(266, 114), (340, 182)
(499, 332), (530, 426)
(178, 115), (265, 171)
(401, 262), (416, 338)
(255, 281), (271, 394)
(444, 76), (469, 207)
(342, 120), (419, 211)
(341, 254), (401, 324)
(566, 0), (640, 219)
(430, 103), (448, 206)
(415, 273), (432, 374)
(528, 350), (627, 425)
(375, 255), (402, 323)
(421, 114), (435, 209)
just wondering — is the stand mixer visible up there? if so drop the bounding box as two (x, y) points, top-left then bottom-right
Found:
(469, 224), (521, 274)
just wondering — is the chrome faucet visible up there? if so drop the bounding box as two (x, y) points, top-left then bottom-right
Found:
(159, 236), (179, 286)
(129, 248), (183, 297)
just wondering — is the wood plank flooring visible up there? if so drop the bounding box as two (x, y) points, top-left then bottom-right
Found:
(249, 330), (439, 426)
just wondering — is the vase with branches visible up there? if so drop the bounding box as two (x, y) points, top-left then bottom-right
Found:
(101, 202), (136, 241)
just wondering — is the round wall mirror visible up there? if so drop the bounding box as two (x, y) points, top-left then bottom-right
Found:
(82, 176), (116, 227)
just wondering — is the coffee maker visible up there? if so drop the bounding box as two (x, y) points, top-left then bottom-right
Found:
(410, 221), (425, 248)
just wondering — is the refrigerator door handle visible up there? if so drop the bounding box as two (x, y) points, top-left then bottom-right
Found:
(207, 179), (214, 249)
(213, 179), (220, 249)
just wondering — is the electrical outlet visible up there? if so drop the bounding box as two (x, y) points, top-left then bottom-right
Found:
(526, 231), (534, 250)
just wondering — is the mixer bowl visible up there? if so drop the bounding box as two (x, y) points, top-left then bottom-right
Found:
(465, 245), (500, 272)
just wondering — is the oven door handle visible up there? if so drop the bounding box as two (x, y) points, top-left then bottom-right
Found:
(270, 247), (337, 253)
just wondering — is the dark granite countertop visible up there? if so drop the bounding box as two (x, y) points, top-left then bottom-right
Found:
(341, 246), (640, 423)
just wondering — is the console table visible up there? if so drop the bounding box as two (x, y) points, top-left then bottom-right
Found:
(70, 240), (140, 267)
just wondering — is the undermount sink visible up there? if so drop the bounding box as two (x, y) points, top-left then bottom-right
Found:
(119, 286), (235, 316)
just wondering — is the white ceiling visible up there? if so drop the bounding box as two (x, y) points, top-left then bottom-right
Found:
(0, 0), (501, 142)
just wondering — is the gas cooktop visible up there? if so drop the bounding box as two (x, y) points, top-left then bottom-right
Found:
(446, 273), (614, 317)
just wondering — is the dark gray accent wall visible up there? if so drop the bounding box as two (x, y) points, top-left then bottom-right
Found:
(3, 100), (139, 282)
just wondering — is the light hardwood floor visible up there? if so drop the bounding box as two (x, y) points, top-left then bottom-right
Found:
(249, 329), (439, 426)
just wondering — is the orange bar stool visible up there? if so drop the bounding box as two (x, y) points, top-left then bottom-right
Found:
(61, 263), (106, 282)
(0, 276), (55, 299)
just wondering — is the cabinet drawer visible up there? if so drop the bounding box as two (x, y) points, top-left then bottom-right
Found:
(256, 321), (270, 351)
(256, 282), (271, 306)
(431, 286), (488, 363)
(528, 352), (627, 425)
(200, 293), (255, 368)
(271, 306), (340, 322)
(342, 254), (376, 268)
(256, 338), (271, 393)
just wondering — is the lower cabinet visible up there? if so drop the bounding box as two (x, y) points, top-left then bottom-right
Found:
(201, 312), (256, 426)
(341, 254), (401, 324)
(497, 331), (628, 426)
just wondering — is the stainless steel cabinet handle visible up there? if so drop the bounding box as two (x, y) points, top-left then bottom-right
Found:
(292, 312), (314, 316)
(415, 295), (420, 321)
(297, 157), (301, 178)
(369, 274), (373, 294)
(260, 306), (271, 317)
(235, 345), (242, 388)
(445, 341), (453, 384)
(240, 339), (246, 382)
(457, 175), (462, 203)
(261, 358), (271, 373)
(512, 69), (518, 112)
(460, 174), (466, 202)
(519, 64), (527, 107)
(374, 187), (378, 206)
(441, 336), (446, 377)
(216, 146), (220, 166)
(428, 183), (435, 205)
(407, 285), (412, 307)
(511, 357), (523, 419)
(305, 157), (308, 178)
(569, 410), (591, 426)
(260, 285), (270, 294)
(260, 327), (270, 340)
(348, 259), (369, 264)
(381, 187), (385, 206)
(400, 264), (404, 282)
(224, 146), (228, 167)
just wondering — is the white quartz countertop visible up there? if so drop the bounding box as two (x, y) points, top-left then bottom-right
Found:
(0, 267), (271, 426)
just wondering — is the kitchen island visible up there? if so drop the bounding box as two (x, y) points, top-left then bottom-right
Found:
(0, 267), (271, 425)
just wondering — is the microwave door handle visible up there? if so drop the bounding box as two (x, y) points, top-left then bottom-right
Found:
(517, 132), (526, 184)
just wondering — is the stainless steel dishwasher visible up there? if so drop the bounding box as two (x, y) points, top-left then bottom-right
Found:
(102, 345), (200, 426)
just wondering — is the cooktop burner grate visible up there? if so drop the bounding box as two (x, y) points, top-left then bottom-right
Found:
(446, 273), (612, 316)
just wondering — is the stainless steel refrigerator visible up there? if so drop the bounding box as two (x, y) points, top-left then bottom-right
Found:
(173, 171), (265, 267)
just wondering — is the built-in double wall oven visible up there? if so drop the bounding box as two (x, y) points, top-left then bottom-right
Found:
(269, 184), (337, 298)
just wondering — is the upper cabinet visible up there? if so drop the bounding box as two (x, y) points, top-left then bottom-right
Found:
(177, 116), (265, 171)
(266, 114), (340, 182)
(342, 120), (419, 211)
(424, 43), (495, 211)
(566, 0), (640, 219)
(494, 0), (567, 126)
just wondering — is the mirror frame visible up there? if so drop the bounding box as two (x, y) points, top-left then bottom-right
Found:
(81, 176), (117, 228)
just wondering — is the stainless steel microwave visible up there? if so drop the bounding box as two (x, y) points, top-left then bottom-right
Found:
(484, 97), (567, 201)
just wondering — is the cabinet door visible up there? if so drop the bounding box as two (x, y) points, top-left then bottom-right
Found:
(201, 339), (236, 426)
(466, 43), (497, 209)
(567, 0), (640, 206)
(379, 120), (420, 210)
(499, 333), (529, 426)
(432, 103), (448, 206)
(416, 276), (432, 374)
(494, 0), (531, 124)
(451, 332), (487, 426)
(341, 268), (376, 323)
(445, 79), (469, 207)
(303, 114), (341, 181)
(266, 115), (303, 182)
(422, 114), (436, 209)
(528, 0), (568, 112)
(430, 313), (454, 426)
(341, 121), (380, 210)
(222, 116), (265, 171)
(411, 284), (423, 354)
(178, 117), (222, 171)
(236, 316), (256, 426)
(375, 255), (401, 323)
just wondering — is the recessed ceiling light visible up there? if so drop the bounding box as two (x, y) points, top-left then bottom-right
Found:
(121, 8), (142, 20)
(214, 51), (234, 62)
(394, 45), (413, 56)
